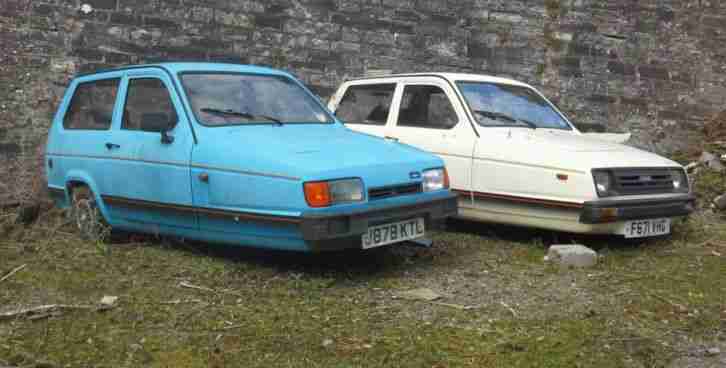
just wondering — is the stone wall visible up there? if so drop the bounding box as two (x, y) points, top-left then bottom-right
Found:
(2, 0), (725, 185)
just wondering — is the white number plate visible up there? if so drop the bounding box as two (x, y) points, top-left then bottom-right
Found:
(362, 218), (425, 249)
(623, 218), (671, 238)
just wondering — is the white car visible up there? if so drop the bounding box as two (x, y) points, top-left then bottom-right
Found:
(328, 73), (695, 238)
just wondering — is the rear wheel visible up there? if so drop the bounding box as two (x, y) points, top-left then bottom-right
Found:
(70, 186), (109, 242)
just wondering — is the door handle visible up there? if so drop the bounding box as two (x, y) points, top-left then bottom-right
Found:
(105, 142), (120, 150)
(198, 172), (209, 183)
(384, 136), (399, 142)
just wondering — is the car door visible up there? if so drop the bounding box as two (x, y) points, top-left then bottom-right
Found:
(48, 75), (123, 207)
(102, 70), (196, 230)
(329, 82), (397, 138)
(384, 77), (476, 206)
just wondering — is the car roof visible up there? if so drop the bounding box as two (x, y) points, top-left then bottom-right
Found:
(75, 62), (291, 79)
(346, 72), (535, 89)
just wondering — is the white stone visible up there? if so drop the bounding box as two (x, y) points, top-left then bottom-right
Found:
(545, 245), (598, 268)
(399, 288), (441, 301)
(706, 347), (721, 356)
(700, 152), (725, 172)
(714, 194), (726, 210)
(100, 295), (118, 307)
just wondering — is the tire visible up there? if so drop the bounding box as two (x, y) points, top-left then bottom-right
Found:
(70, 186), (109, 242)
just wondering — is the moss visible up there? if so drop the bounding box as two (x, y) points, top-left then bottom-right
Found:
(543, 23), (564, 52)
(270, 49), (288, 69)
(544, 0), (569, 20)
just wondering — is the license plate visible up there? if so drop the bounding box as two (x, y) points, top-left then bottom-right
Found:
(623, 218), (671, 238)
(362, 218), (425, 249)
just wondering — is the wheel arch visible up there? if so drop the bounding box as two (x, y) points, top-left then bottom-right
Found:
(64, 170), (112, 223)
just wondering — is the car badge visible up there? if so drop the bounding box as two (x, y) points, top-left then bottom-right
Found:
(639, 175), (652, 182)
(409, 172), (421, 180)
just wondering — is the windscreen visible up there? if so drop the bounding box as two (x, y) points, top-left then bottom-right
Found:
(181, 73), (333, 126)
(457, 81), (571, 130)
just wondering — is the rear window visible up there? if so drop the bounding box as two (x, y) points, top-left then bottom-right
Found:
(336, 84), (396, 126)
(63, 78), (120, 130)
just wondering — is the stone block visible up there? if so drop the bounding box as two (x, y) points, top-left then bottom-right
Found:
(85, 0), (118, 10)
(545, 245), (598, 268)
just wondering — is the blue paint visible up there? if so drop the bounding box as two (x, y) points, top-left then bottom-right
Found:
(46, 63), (457, 252)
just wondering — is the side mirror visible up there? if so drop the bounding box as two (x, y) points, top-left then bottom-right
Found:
(141, 113), (175, 144)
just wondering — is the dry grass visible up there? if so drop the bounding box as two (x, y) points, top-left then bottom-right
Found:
(0, 212), (724, 368)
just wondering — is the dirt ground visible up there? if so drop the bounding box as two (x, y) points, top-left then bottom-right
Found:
(0, 210), (724, 367)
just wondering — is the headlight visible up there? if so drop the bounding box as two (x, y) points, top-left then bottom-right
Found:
(592, 170), (613, 197)
(423, 168), (449, 192)
(304, 178), (363, 207)
(671, 168), (689, 193)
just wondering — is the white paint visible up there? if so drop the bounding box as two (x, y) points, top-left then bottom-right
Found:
(329, 73), (689, 235)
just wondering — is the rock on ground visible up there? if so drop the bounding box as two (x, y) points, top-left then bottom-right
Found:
(398, 288), (442, 301)
(700, 152), (725, 172)
(545, 245), (598, 268)
(713, 194), (726, 211)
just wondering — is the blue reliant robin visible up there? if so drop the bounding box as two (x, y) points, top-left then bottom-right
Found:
(45, 63), (458, 252)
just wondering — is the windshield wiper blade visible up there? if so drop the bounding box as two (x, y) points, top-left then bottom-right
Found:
(516, 118), (538, 130)
(472, 110), (536, 129)
(473, 109), (516, 123)
(200, 108), (282, 125)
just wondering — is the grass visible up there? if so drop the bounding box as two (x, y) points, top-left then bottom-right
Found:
(0, 213), (725, 367)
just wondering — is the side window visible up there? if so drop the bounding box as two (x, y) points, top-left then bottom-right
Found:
(63, 78), (120, 130)
(397, 85), (458, 129)
(122, 78), (178, 132)
(335, 84), (396, 125)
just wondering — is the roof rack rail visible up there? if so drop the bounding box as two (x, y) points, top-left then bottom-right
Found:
(73, 58), (253, 77)
(143, 57), (248, 64)
(73, 64), (151, 77)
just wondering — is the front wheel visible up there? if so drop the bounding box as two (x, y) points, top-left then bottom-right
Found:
(71, 186), (109, 242)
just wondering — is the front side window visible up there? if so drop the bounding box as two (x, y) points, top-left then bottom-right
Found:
(180, 73), (333, 126)
(63, 78), (120, 130)
(336, 84), (396, 126)
(122, 78), (178, 132)
(457, 82), (572, 130)
(397, 85), (458, 129)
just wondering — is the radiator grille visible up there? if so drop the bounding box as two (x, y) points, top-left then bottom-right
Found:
(612, 168), (675, 195)
(368, 183), (422, 200)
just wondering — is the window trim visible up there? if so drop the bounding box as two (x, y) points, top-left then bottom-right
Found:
(336, 83), (397, 126)
(120, 76), (180, 133)
(178, 71), (336, 127)
(395, 83), (460, 130)
(62, 77), (121, 131)
(455, 81), (574, 131)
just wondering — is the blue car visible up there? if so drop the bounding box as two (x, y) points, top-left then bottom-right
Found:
(45, 63), (458, 252)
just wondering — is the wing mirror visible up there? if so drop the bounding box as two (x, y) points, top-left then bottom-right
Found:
(141, 113), (175, 144)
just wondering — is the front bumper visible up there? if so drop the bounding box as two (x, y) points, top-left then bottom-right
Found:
(579, 193), (695, 224)
(300, 193), (458, 252)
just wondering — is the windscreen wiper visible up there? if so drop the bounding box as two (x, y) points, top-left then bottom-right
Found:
(200, 108), (283, 125)
(472, 109), (537, 129)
